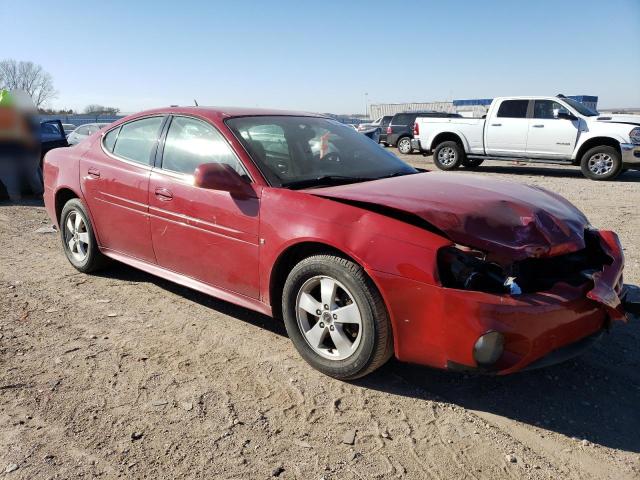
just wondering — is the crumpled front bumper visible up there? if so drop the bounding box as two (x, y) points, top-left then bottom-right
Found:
(373, 230), (630, 374)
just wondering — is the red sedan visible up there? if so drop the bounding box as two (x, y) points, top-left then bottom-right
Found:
(43, 107), (633, 379)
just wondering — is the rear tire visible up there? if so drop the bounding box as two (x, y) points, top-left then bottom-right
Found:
(433, 141), (465, 170)
(60, 198), (109, 273)
(580, 146), (622, 180)
(282, 255), (393, 380)
(462, 158), (484, 169)
(397, 137), (412, 155)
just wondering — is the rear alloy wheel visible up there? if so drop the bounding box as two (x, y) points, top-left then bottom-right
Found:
(397, 137), (412, 154)
(60, 198), (109, 273)
(580, 146), (622, 180)
(433, 141), (465, 170)
(282, 255), (393, 380)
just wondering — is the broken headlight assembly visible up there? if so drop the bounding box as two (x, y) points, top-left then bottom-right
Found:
(437, 246), (521, 295)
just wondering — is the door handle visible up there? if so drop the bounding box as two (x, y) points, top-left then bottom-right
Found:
(87, 167), (100, 178)
(491, 123), (502, 127)
(155, 187), (173, 201)
(532, 124), (544, 128)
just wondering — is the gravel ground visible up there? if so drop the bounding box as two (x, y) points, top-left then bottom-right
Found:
(1, 155), (639, 479)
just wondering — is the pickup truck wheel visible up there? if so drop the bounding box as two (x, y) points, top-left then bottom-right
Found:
(282, 255), (393, 380)
(462, 158), (484, 169)
(397, 137), (412, 154)
(580, 146), (622, 181)
(433, 141), (464, 170)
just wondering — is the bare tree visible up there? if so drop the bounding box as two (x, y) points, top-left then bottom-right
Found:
(84, 104), (120, 115)
(0, 59), (57, 108)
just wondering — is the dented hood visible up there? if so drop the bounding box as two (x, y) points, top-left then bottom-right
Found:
(311, 172), (589, 263)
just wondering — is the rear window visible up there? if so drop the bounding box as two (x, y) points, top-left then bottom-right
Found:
(391, 114), (414, 125)
(497, 100), (529, 118)
(381, 116), (392, 126)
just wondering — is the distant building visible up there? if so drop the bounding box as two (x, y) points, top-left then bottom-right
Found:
(368, 95), (598, 120)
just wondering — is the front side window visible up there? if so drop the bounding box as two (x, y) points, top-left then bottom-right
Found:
(497, 100), (529, 118)
(533, 100), (570, 119)
(226, 116), (416, 188)
(112, 116), (164, 165)
(161, 116), (244, 176)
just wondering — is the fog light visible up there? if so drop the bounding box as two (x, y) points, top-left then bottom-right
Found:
(473, 331), (504, 366)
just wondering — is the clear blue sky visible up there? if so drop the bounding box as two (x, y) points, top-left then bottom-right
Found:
(3, 0), (639, 114)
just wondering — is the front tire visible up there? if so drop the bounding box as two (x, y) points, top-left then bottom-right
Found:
(580, 146), (622, 180)
(60, 198), (108, 273)
(433, 141), (465, 170)
(282, 255), (393, 380)
(397, 137), (412, 155)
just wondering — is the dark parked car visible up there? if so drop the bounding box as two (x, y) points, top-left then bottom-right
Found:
(387, 111), (461, 154)
(40, 120), (69, 160)
(357, 116), (393, 145)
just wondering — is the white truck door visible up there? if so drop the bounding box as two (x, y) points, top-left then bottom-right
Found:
(526, 100), (579, 158)
(485, 99), (530, 156)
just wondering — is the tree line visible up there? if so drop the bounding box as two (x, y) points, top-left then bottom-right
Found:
(0, 59), (119, 115)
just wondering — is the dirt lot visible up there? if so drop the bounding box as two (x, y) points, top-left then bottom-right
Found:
(1, 157), (639, 479)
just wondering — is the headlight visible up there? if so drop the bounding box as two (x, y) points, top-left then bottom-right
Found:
(437, 246), (521, 295)
(630, 127), (640, 145)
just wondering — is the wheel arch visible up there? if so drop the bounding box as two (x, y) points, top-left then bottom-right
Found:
(268, 241), (381, 321)
(430, 131), (468, 152)
(573, 137), (621, 166)
(55, 187), (82, 224)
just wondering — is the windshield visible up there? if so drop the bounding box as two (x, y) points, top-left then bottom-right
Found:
(225, 116), (417, 188)
(562, 98), (599, 116)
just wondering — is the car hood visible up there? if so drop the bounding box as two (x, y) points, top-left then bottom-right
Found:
(310, 172), (589, 264)
(595, 114), (640, 126)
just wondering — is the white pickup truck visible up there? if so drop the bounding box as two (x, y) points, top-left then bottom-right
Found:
(411, 95), (640, 180)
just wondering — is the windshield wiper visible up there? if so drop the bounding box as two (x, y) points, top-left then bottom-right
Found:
(283, 175), (373, 189)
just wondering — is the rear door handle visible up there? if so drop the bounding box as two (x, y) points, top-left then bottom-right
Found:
(532, 124), (544, 128)
(87, 167), (100, 178)
(491, 123), (502, 127)
(155, 187), (173, 201)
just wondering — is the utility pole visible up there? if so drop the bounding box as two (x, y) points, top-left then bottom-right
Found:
(364, 92), (369, 118)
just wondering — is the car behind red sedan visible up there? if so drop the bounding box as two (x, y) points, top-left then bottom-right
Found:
(42, 107), (633, 379)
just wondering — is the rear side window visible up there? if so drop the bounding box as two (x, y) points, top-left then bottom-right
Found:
(112, 117), (164, 165)
(497, 100), (529, 118)
(392, 114), (413, 125)
(161, 116), (244, 175)
(103, 126), (120, 152)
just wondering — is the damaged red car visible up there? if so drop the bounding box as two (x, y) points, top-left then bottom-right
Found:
(42, 107), (634, 379)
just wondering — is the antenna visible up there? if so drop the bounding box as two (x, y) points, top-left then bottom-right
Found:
(194, 99), (199, 106)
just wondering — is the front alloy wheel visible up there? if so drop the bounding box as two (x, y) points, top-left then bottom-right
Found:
(580, 146), (622, 181)
(282, 254), (393, 379)
(296, 276), (362, 360)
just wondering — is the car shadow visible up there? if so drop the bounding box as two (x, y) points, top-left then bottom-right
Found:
(93, 261), (640, 453)
(92, 261), (287, 338)
(355, 313), (640, 453)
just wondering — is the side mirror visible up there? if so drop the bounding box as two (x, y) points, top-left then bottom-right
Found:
(194, 162), (255, 197)
(557, 112), (577, 121)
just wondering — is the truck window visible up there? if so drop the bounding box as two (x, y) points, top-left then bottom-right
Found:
(496, 100), (529, 118)
(533, 100), (570, 119)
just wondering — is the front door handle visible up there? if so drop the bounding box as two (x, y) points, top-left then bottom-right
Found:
(532, 124), (545, 128)
(87, 167), (101, 178)
(155, 187), (173, 201)
(491, 123), (502, 127)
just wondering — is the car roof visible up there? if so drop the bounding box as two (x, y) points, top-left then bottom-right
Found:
(125, 106), (326, 121)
